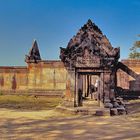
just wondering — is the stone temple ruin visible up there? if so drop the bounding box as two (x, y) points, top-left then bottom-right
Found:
(0, 19), (140, 115)
(59, 19), (125, 115)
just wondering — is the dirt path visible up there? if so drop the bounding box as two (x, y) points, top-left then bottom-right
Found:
(0, 108), (140, 140)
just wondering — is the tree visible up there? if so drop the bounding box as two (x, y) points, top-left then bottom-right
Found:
(129, 35), (140, 59)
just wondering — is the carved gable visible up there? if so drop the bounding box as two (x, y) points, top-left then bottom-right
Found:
(60, 19), (120, 69)
(76, 48), (100, 68)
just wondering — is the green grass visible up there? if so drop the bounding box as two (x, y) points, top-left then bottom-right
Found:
(0, 95), (62, 111)
(128, 99), (140, 103)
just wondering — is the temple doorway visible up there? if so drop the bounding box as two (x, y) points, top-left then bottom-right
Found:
(77, 72), (100, 106)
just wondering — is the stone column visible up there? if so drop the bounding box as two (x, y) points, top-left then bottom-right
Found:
(82, 75), (86, 98)
(99, 73), (104, 104)
(63, 69), (75, 107)
(77, 73), (83, 106)
(87, 75), (90, 97)
(109, 71), (116, 99)
(85, 75), (88, 97)
(103, 72), (111, 102)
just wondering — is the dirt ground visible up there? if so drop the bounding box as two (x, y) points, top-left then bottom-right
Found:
(0, 108), (140, 140)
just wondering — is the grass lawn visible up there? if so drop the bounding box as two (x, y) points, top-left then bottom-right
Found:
(0, 95), (62, 111)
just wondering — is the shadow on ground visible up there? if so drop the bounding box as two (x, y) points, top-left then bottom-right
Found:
(0, 108), (140, 140)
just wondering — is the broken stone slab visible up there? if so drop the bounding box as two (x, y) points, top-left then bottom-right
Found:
(104, 99), (111, 103)
(110, 108), (118, 116)
(104, 102), (113, 108)
(76, 107), (89, 115)
(117, 106), (126, 115)
(95, 108), (110, 116)
(113, 102), (120, 108)
(116, 97), (124, 102)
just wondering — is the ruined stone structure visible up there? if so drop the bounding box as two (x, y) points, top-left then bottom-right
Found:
(117, 60), (140, 91)
(0, 20), (140, 108)
(25, 40), (41, 63)
(60, 19), (120, 107)
(0, 40), (67, 95)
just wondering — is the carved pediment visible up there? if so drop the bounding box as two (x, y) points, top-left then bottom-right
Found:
(75, 48), (100, 67)
(60, 19), (120, 69)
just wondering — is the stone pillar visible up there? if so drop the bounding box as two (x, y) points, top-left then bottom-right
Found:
(63, 69), (75, 107)
(103, 72), (110, 101)
(85, 75), (88, 97)
(77, 73), (83, 106)
(82, 75), (86, 98)
(109, 71), (116, 99)
(99, 73), (104, 104)
(87, 75), (90, 97)
(102, 69), (117, 101)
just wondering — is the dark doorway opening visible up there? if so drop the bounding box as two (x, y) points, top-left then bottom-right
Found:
(77, 72), (101, 106)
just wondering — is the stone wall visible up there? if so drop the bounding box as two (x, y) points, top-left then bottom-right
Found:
(0, 66), (28, 92)
(0, 61), (67, 95)
(0, 59), (140, 94)
(117, 59), (140, 91)
(27, 61), (67, 91)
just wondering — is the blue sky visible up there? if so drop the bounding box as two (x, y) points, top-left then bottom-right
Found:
(0, 0), (140, 66)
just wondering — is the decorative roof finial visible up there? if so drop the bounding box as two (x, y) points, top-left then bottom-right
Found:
(87, 19), (93, 25)
(25, 40), (41, 63)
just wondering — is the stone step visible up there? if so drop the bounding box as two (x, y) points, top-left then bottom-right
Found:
(83, 100), (99, 107)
